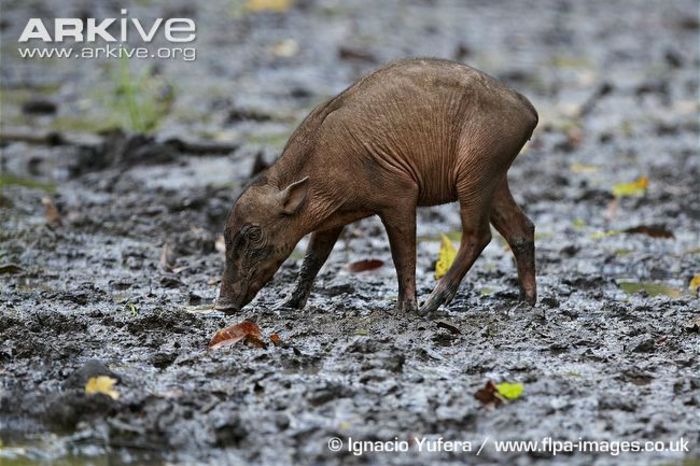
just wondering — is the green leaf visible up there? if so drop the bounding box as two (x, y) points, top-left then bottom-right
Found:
(123, 301), (139, 316)
(495, 382), (524, 400)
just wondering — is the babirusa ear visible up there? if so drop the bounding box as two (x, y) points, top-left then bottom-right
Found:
(279, 177), (309, 214)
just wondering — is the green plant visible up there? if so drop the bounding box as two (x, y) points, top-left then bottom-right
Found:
(110, 57), (174, 133)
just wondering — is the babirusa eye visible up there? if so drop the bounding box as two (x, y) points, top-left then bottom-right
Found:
(247, 226), (262, 242)
(241, 225), (263, 247)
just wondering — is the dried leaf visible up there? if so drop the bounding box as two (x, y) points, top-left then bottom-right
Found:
(160, 241), (176, 272)
(618, 281), (683, 298)
(474, 381), (501, 407)
(41, 196), (62, 227)
(436, 321), (461, 335)
(612, 176), (649, 198)
(570, 162), (599, 174)
(209, 320), (263, 350)
(85, 376), (120, 400)
(495, 382), (524, 400)
(0, 263), (23, 275)
(185, 303), (217, 315)
(246, 0), (291, 12)
(435, 234), (457, 279)
(270, 334), (282, 346)
(623, 225), (674, 239)
(348, 259), (384, 273)
(246, 335), (268, 349)
(475, 381), (523, 406)
(689, 275), (700, 294)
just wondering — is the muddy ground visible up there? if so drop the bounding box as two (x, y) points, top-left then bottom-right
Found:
(1, 0), (699, 465)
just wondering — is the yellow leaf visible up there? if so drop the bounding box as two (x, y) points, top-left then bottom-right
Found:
(435, 234), (457, 279)
(570, 162), (599, 174)
(612, 176), (649, 198)
(690, 275), (700, 293)
(618, 281), (682, 298)
(591, 230), (621, 239)
(495, 382), (524, 400)
(85, 376), (120, 400)
(246, 0), (292, 12)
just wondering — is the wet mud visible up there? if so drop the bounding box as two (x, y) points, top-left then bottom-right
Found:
(1, 0), (699, 464)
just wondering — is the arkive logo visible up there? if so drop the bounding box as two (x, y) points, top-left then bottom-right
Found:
(18, 9), (196, 43)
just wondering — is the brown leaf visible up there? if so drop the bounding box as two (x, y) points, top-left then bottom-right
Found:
(160, 241), (176, 272)
(246, 335), (268, 349)
(41, 196), (61, 227)
(623, 225), (674, 239)
(436, 321), (461, 335)
(209, 320), (263, 350)
(474, 381), (502, 407)
(348, 259), (384, 273)
(270, 334), (282, 346)
(0, 264), (23, 275)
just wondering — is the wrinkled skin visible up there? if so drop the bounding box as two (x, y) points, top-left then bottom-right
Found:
(215, 179), (310, 312)
(216, 58), (538, 314)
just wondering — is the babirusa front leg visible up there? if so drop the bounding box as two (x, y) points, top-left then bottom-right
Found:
(277, 226), (344, 310)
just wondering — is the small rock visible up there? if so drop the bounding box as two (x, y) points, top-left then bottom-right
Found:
(45, 391), (116, 430)
(626, 334), (656, 353)
(212, 414), (248, 447)
(598, 394), (638, 412)
(664, 49), (684, 68)
(338, 46), (377, 63)
(540, 296), (560, 308)
(275, 413), (290, 430)
(21, 99), (57, 114)
(151, 352), (177, 369)
(307, 382), (352, 406)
